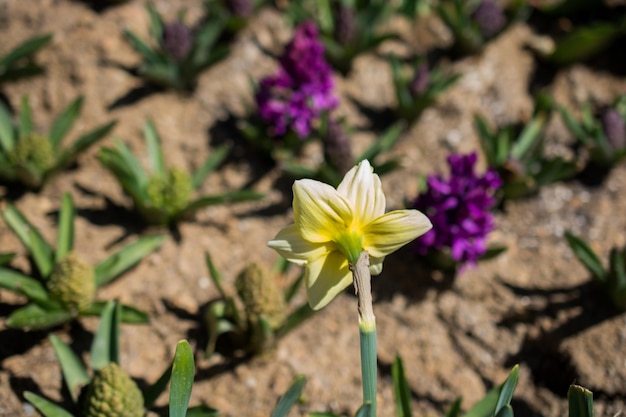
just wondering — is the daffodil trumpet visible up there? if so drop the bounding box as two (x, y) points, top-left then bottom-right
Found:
(268, 159), (432, 417)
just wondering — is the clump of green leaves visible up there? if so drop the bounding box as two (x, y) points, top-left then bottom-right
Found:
(123, 4), (229, 92)
(99, 120), (263, 226)
(0, 193), (164, 329)
(560, 96), (626, 179)
(282, 118), (405, 187)
(203, 0), (271, 36)
(436, 0), (527, 56)
(24, 303), (218, 417)
(389, 56), (460, 126)
(287, 0), (398, 75)
(203, 252), (315, 357)
(565, 231), (626, 310)
(475, 96), (578, 201)
(0, 34), (52, 85)
(0, 96), (116, 190)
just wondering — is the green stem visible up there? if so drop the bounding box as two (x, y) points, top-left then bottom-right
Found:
(351, 251), (377, 417)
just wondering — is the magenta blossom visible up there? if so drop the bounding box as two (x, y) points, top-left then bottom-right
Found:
(256, 21), (338, 139)
(412, 152), (501, 269)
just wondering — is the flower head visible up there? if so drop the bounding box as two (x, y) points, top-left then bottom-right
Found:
(256, 21), (338, 139)
(162, 22), (193, 62)
(412, 153), (501, 269)
(471, 0), (506, 39)
(268, 160), (432, 310)
(601, 108), (626, 151)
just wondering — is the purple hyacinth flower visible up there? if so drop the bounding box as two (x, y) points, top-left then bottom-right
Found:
(410, 63), (430, 97)
(471, 0), (506, 39)
(162, 22), (193, 62)
(412, 152), (502, 270)
(601, 108), (626, 151)
(256, 21), (338, 139)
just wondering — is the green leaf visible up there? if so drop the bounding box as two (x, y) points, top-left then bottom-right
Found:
(90, 300), (120, 370)
(170, 340), (195, 417)
(49, 96), (83, 150)
(182, 190), (264, 216)
(55, 193), (74, 263)
(558, 105), (588, 142)
(6, 303), (73, 330)
(445, 398), (463, 417)
(479, 246), (507, 262)
(564, 232), (606, 281)
(568, 385), (594, 417)
(494, 365), (519, 417)
(511, 116), (546, 161)
(271, 375), (306, 417)
(358, 122), (405, 163)
(94, 234), (165, 287)
(355, 403), (373, 417)
(192, 145), (229, 190)
(495, 405), (513, 417)
(23, 392), (74, 417)
(205, 251), (227, 299)
(83, 301), (150, 324)
(146, 3), (164, 42)
(2, 204), (54, 278)
(49, 334), (89, 403)
(124, 30), (161, 62)
(392, 356), (412, 417)
(0, 267), (49, 303)
(186, 405), (221, 417)
(550, 22), (620, 66)
(0, 34), (52, 67)
(56, 120), (117, 168)
(18, 96), (33, 138)
(276, 303), (315, 338)
(143, 119), (165, 175)
(0, 252), (16, 266)
(0, 100), (15, 151)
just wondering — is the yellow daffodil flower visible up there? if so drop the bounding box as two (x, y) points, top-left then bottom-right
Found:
(267, 160), (432, 310)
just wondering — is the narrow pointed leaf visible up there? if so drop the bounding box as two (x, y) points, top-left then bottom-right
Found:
(192, 145), (229, 190)
(183, 190), (264, 216)
(55, 193), (74, 263)
(18, 96), (33, 138)
(90, 300), (120, 370)
(83, 301), (150, 324)
(445, 398), (463, 417)
(0, 101), (15, 151)
(568, 385), (594, 417)
(49, 96), (83, 150)
(6, 304), (73, 330)
(143, 119), (165, 175)
(0, 267), (49, 302)
(495, 405), (513, 417)
(23, 392), (74, 417)
(205, 251), (227, 298)
(271, 375), (306, 417)
(147, 3), (164, 42)
(0, 34), (52, 67)
(57, 120), (117, 168)
(186, 405), (221, 417)
(565, 232), (606, 281)
(494, 365), (519, 417)
(511, 116), (545, 161)
(94, 234), (165, 287)
(170, 340), (195, 417)
(392, 356), (412, 417)
(143, 363), (172, 407)
(0, 252), (16, 266)
(124, 30), (160, 62)
(49, 334), (89, 403)
(355, 403), (373, 417)
(276, 303), (315, 338)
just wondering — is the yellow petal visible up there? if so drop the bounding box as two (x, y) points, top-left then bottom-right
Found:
(305, 250), (352, 310)
(293, 179), (353, 243)
(267, 224), (332, 265)
(337, 160), (385, 225)
(362, 209), (432, 258)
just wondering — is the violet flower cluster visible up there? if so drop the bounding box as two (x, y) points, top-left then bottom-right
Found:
(412, 152), (502, 269)
(256, 21), (338, 139)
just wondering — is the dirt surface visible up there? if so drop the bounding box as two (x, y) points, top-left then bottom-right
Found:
(1, 1), (626, 417)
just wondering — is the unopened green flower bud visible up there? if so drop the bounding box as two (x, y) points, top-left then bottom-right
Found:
(146, 168), (192, 216)
(235, 264), (287, 329)
(8, 134), (55, 171)
(47, 252), (96, 313)
(82, 363), (144, 417)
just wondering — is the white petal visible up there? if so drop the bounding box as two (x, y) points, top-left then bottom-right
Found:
(369, 256), (384, 275)
(267, 224), (331, 265)
(363, 209), (432, 258)
(337, 160), (385, 225)
(293, 179), (353, 243)
(305, 250), (352, 310)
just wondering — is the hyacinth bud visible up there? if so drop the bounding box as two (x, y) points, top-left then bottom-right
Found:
(322, 119), (353, 177)
(471, 0), (506, 38)
(8, 134), (55, 171)
(224, 0), (253, 17)
(162, 22), (193, 62)
(146, 168), (192, 216)
(82, 363), (144, 417)
(601, 108), (626, 151)
(334, 4), (357, 46)
(47, 252), (96, 314)
(235, 264), (287, 329)
(410, 63), (430, 97)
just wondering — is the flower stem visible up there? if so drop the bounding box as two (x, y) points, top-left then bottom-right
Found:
(351, 251), (377, 417)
